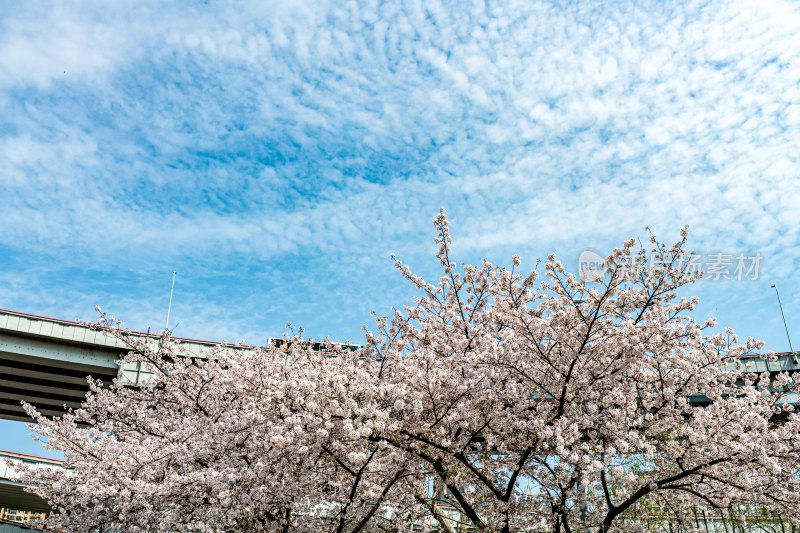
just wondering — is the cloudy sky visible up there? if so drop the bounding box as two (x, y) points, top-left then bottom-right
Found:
(1, 0), (800, 454)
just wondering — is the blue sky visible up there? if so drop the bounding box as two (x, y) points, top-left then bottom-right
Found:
(1, 0), (800, 456)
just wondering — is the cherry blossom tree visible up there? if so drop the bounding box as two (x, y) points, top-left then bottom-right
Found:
(21, 334), (426, 533)
(20, 212), (800, 532)
(360, 213), (800, 532)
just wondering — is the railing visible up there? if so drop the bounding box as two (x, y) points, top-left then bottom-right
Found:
(0, 508), (47, 525)
(0, 450), (65, 482)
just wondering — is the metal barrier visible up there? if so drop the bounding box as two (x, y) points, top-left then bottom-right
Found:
(0, 509), (46, 525)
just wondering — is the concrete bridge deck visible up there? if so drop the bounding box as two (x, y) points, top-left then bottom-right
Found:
(0, 308), (254, 422)
(0, 450), (62, 514)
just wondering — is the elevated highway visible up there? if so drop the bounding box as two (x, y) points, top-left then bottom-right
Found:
(0, 449), (62, 515)
(0, 308), (252, 422)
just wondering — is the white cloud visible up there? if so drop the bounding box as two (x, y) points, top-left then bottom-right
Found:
(0, 0), (799, 348)
(0, 7), (127, 88)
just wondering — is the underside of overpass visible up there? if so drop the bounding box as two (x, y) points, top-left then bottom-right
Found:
(0, 353), (118, 422)
(0, 311), (123, 422)
(0, 308), (238, 422)
(0, 450), (63, 516)
(0, 482), (50, 516)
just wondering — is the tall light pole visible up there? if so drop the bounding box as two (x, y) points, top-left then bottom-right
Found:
(165, 271), (177, 332)
(771, 284), (794, 357)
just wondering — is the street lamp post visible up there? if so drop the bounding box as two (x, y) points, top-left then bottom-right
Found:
(771, 284), (795, 362)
